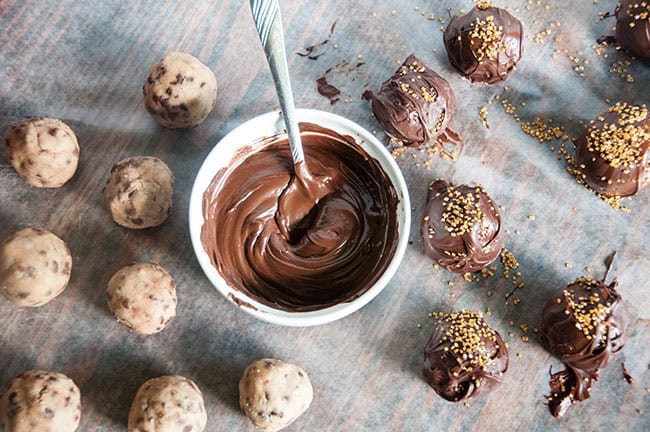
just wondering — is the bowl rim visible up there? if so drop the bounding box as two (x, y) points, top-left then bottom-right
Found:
(188, 109), (411, 326)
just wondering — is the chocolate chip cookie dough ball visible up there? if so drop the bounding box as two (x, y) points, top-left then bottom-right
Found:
(128, 376), (206, 432)
(5, 118), (79, 187)
(143, 52), (217, 128)
(0, 228), (72, 307)
(107, 263), (177, 335)
(239, 359), (313, 432)
(103, 157), (174, 229)
(0, 370), (81, 432)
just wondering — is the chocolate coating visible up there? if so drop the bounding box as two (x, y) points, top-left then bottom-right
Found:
(362, 54), (461, 157)
(443, 5), (523, 84)
(423, 310), (508, 402)
(574, 102), (650, 198)
(541, 276), (628, 417)
(420, 179), (502, 273)
(615, 0), (650, 59)
(201, 123), (399, 312)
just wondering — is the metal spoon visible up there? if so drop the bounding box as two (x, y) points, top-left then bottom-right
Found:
(250, 0), (304, 166)
(250, 0), (335, 241)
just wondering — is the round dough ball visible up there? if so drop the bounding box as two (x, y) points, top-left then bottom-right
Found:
(239, 359), (313, 432)
(143, 52), (217, 128)
(107, 262), (177, 334)
(128, 375), (207, 432)
(5, 118), (79, 187)
(0, 370), (81, 432)
(0, 228), (72, 307)
(103, 156), (174, 229)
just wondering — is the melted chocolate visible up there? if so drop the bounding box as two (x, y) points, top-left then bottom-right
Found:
(201, 123), (399, 312)
(420, 179), (502, 274)
(615, 0), (650, 59)
(541, 271), (628, 417)
(362, 54), (462, 157)
(423, 310), (508, 402)
(444, 5), (523, 84)
(574, 102), (650, 198)
(316, 76), (341, 105)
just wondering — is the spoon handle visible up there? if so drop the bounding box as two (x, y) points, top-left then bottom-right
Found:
(250, 0), (304, 164)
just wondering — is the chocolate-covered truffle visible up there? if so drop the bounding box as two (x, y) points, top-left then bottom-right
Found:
(420, 179), (502, 273)
(423, 310), (508, 402)
(615, 0), (650, 59)
(574, 102), (649, 198)
(541, 268), (628, 417)
(443, 2), (523, 83)
(362, 54), (461, 157)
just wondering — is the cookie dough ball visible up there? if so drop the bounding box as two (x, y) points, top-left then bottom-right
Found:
(107, 262), (177, 334)
(103, 157), (174, 229)
(239, 359), (313, 432)
(128, 376), (206, 432)
(143, 52), (217, 128)
(0, 370), (81, 432)
(5, 118), (79, 187)
(0, 228), (72, 307)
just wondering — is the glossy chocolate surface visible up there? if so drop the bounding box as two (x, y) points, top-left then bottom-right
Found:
(443, 5), (523, 84)
(574, 102), (650, 198)
(420, 179), (502, 274)
(201, 123), (399, 312)
(541, 275), (627, 417)
(615, 0), (650, 59)
(362, 54), (461, 157)
(423, 310), (508, 402)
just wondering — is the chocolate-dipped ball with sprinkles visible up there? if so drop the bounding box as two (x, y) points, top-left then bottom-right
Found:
(362, 54), (462, 158)
(541, 258), (628, 417)
(420, 179), (503, 273)
(615, 0), (650, 60)
(573, 102), (649, 198)
(423, 310), (508, 402)
(443, 1), (523, 84)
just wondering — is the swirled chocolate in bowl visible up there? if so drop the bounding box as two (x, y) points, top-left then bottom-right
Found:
(201, 123), (399, 312)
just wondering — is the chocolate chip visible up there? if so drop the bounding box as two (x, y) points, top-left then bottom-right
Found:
(52, 261), (59, 273)
(265, 391), (270, 401)
(200, 82), (206, 87)
(166, 87), (172, 96)
(179, 103), (188, 111)
(26, 266), (36, 278)
(49, 128), (58, 136)
(62, 262), (71, 275)
(131, 217), (144, 225)
(17, 292), (29, 299)
(270, 411), (283, 418)
(43, 407), (54, 418)
(183, 427), (193, 432)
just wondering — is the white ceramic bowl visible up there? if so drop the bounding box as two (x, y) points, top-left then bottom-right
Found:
(189, 109), (410, 326)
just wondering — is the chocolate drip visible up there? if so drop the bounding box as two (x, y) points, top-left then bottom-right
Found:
(541, 264), (628, 417)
